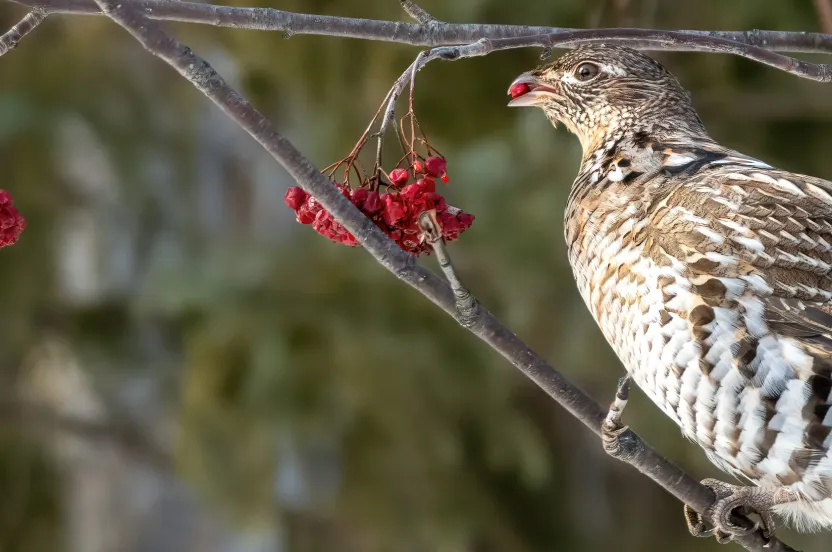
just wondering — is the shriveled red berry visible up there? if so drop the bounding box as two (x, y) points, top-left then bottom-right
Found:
(350, 187), (369, 206)
(0, 190), (26, 248)
(363, 191), (382, 214)
(424, 157), (446, 178)
(389, 168), (409, 187)
(382, 195), (406, 226)
(416, 177), (436, 193)
(401, 184), (422, 200)
(296, 201), (317, 225)
(284, 186), (308, 211)
(509, 82), (531, 99)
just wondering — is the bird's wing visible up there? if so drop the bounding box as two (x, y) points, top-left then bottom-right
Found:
(644, 149), (832, 490)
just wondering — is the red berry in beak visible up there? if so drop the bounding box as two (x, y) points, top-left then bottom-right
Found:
(509, 82), (531, 99)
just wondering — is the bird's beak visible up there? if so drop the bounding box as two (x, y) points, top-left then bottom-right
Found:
(507, 73), (563, 107)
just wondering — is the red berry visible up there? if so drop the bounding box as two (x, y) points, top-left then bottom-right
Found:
(412, 160), (423, 173)
(457, 213), (474, 228)
(0, 190), (26, 249)
(296, 200), (317, 224)
(284, 186), (308, 211)
(401, 183), (422, 199)
(509, 82), (531, 99)
(416, 177), (436, 193)
(350, 187), (368, 206)
(363, 191), (382, 214)
(389, 168), (409, 187)
(424, 157), (447, 178)
(441, 174), (449, 183)
(382, 195), (406, 226)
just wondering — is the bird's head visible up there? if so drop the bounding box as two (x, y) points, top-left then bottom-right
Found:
(508, 44), (708, 155)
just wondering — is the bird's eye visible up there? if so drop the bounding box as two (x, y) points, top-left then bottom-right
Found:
(575, 62), (600, 82)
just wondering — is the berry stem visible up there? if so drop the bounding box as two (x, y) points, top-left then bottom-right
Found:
(418, 212), (480, 328)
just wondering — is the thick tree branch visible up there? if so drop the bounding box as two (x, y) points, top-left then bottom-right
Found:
(8, 0), (832, 56)
(82, 0), (800, 549)
(0, 7), (45, 55)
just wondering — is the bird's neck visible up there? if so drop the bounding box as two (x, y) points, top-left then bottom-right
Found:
(576, 122), (713, 182)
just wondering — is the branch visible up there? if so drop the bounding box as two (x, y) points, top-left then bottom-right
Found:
(414, 32), (832, 82)
(10, 0), (832, 55)
(400, 0), (438, 25)
(85, 1), (799, 550)
(10, 0), (832, 82)
(0, 7), (45, 56)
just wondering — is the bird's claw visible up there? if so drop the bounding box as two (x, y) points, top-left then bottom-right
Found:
(601, 375), (631, 458)
(601, 419), (630, 457)
(684, 479), (776, 544)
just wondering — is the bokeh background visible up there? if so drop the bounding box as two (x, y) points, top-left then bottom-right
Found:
(1, 0), (831, 550)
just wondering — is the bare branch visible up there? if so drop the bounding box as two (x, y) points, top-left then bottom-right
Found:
(9, 0), (832, 56)
(400, 0), (438, 25)
(0, 8), (46, 56)
(7, 0), (832, 82)
(424, 32), (832, 81)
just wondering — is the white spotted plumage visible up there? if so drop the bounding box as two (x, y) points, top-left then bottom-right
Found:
(566, 148), (832, 531)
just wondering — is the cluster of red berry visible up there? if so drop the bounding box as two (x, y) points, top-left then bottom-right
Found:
(0, 190), (25, 249)
(284, 156), (474, 255)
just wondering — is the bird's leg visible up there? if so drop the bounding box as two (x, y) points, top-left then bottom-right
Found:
(684, 479), (796, 543)
(418, 211), (480, 328)
(601, 374), (632, 459)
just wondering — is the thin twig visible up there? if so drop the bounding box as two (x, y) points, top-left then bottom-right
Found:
(419, 32), (832, 82)
(9, 0), (832, 55)
(400, 0), (438, 24)
(0, 8), (46, 56)
(379, 60), (416, 145)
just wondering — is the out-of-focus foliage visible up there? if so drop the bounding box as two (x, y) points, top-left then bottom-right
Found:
(0, 0), (830, 551)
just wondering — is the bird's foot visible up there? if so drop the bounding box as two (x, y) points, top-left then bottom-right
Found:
(684, 479), (783, 544)
(601, 375), (632, 459)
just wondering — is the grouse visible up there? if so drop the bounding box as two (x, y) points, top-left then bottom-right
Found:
(508, 44), (832, 540)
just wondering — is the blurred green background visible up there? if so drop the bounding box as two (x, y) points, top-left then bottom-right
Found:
(1, 0), (831, 550)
